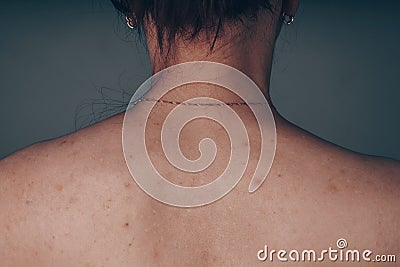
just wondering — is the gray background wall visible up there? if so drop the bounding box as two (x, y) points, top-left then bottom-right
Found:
(1, 0), (399, 160)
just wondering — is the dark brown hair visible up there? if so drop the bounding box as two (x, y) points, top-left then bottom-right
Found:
(111, 0), (273, 52)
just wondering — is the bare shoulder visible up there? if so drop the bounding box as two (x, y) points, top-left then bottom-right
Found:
(335, 153), (400, 250)
(0, 113), (126, 191)
(306, 124), (400, 205)
(273, 122), (400, 256)
(351, 154), (400, 217)
(331, 139), (400, 199)
(304, 124), (400, 229)
(0, 113), (141, 265)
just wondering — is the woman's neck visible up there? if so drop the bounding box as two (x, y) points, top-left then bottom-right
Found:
(143, 11), (280, 107)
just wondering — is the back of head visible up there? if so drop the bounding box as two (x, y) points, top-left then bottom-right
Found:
(110, 0), (274, 52)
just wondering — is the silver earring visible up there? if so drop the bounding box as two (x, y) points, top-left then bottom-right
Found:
(125, 15), (137, 29)
(282, 12), (295, 25)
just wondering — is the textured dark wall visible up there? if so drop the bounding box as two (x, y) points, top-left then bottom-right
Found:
(1, 0), (399, 160)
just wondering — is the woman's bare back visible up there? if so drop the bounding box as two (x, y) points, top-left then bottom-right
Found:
(1, 113), (399, 266)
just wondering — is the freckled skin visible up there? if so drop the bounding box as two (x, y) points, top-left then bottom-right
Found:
(0, 113), (399, 266)
(55, 184), (63, 192)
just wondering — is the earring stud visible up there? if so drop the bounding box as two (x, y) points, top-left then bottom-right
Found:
(125, 15), (137, 29)
(282, 12), (295, 25)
